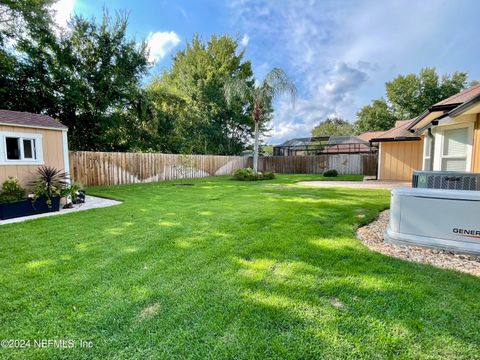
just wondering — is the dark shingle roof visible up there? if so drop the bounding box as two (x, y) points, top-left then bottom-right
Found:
(357, 131), (386, 142)
(371, 119), (420, 142)
(435, 83), (480, 106)
(408, 84), (480, 131)
(0, 110), (67, 130)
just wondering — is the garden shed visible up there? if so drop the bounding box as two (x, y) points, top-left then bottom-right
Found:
(0, 110), (69, 186)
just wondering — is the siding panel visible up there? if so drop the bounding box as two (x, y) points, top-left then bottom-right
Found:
(379, 140), (423, 181)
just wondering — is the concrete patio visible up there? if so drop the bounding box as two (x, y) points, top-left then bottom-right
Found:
(0, 195), (121, 225)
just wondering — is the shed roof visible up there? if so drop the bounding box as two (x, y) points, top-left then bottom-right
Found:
(0, 110), (67, 130)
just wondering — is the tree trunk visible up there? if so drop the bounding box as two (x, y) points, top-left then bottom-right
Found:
(253, 120), (259, 173)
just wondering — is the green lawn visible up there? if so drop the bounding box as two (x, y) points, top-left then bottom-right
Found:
(1, 175), (479, 359)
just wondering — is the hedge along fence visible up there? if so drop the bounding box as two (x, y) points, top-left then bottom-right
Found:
(69, 151), (250, 186)
(69, 151), (377, 187)
(253, 154), (377, 176)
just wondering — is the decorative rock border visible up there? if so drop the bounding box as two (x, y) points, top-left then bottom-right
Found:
(357, 210), (480, 277)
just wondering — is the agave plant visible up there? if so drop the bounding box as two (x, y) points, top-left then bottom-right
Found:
(29, 166), (69, 207)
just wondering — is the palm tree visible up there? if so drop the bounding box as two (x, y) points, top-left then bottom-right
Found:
(224, 68), (296, 173)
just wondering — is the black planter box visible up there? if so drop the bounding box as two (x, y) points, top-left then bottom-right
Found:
(0, 197), (61, 220)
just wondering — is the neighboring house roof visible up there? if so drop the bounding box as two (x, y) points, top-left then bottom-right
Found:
(323, 136), (371, 153)
(0, 109), (67, 130)
(274, 135), (372, 154)
(327, 135), (368, 145)
(278, 136), (330, 147)
(279, 135), (369, 147)
(279, 137), (313, 147)
(408, 84), (480, 131)
(357, 131), (385, 142)
(370, 119), (420, 142)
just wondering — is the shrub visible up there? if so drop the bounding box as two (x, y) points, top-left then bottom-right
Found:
(0, 177), (26, 203)
(323, 169), (338, 177)
(262, 171), (276, 180)
(233, 167), (255, 180)
(233, 168), (275, 181)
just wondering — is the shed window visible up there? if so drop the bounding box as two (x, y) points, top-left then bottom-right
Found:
(1, 132), (43, 165)
(6, 137), (21, 160)
(23, 139), (35, 159)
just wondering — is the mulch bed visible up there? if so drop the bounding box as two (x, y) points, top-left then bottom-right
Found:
(357, 210), (480, 277)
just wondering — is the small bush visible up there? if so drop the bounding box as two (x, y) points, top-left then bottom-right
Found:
(233, 167), (255, 180)
(323, 169), (338, 177)
(0, 177), (26, 203)
(233, 168), (275, 181)
(262, 171), (276, 180)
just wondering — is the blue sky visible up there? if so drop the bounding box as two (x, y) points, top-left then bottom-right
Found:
(54, 0), (480, 144)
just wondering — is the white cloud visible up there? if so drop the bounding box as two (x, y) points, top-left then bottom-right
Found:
(240, 34), (249, 46)
(147, 31), (181, 63)
(230, 0), (461, 143)
(52, 0), (75, 29)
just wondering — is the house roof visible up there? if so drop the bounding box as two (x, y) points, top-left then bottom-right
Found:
(370, 119), (420, 142)
(408, 84), (480, 131)
(357, 131), (385, 142)
(0, 110), (67, 130)
(435, 83), (480, 106)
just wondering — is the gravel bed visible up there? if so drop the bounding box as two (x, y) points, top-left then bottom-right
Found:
(357, 210), (480, 277)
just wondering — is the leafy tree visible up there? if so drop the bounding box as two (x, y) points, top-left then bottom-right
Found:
(224, 68), (296, 173)
(354, 98), (397, 134)
(311, 117), (354, 137)
(260, 144), (273, 156)
(0, 0), (57, 111)
(149, 35), (257, 155)
(354, 68), (468, 133)
(0, 4), (151, 151)
(385, 68), (467, 119)
(51, 13), (150, 150)
(0, 0), (54, 45)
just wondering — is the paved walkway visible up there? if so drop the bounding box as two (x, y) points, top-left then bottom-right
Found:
(0, 195), (121, 225)
(297, 180), (411, 190)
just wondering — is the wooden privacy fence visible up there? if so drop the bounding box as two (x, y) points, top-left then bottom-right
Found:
(69, 152), (377, 186)
(254, 154), (377, 176)
(69, 151), (249, 186)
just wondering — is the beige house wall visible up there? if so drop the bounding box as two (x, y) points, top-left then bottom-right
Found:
(0, 125), (65, 187)
(379, 139), (424, 181)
